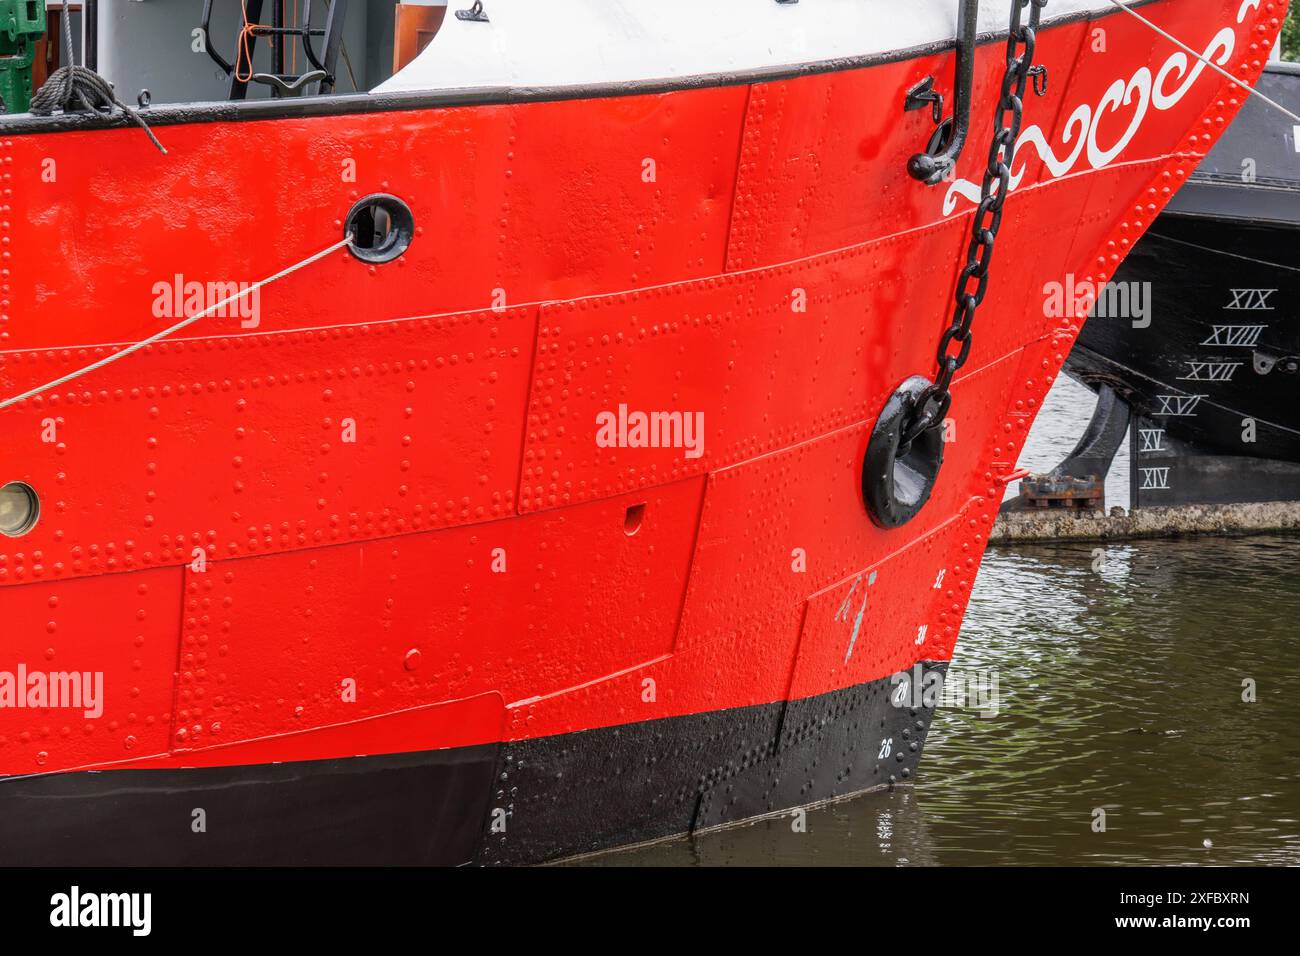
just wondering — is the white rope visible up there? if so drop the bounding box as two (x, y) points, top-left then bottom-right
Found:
(0, 236), (354, 411)
(1104, 0), (1300, 125)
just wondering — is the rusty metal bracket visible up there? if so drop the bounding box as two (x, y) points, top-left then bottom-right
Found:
(1003, 383), (1130, 513)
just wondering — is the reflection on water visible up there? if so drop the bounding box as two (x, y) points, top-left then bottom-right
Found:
(585, 536), (1300, 866)
(580, 381), (1300, 867)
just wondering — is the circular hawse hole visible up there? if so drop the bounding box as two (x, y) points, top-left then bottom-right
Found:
(0, 481), (40, 537)
(345, 194), (415, 264)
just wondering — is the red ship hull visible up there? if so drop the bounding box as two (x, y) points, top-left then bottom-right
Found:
(0, 0), (1283, 864)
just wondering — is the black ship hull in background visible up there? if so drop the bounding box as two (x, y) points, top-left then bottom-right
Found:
(1066, 62), (1300, 508)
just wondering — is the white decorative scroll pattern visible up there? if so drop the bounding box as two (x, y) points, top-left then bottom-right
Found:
(942, 1), (1257, 217)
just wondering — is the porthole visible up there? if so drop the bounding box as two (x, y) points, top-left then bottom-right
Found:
(0, 481), (40, 537)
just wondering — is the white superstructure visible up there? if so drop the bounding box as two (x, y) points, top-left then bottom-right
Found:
(377, 0), (1136, 94)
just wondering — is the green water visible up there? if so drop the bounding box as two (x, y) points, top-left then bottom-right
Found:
(583, 535), (1300, 866)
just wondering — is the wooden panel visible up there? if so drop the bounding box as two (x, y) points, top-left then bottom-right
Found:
(393, 3), (447, 74)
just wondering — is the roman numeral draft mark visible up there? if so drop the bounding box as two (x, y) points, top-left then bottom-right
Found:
(1178, 361), (1241, 382)
(1225, 289), (1276, 311)
(1201, 325), (1266, 347)
(1140, 466), (1170, 490)
(1154, 394), (1205, 417)
(1138, 428), (1165, 453)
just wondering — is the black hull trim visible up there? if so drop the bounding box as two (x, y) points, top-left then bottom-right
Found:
(0, 665), (945, 866)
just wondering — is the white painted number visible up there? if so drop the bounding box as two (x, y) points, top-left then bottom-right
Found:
(892, 677), (910, 707)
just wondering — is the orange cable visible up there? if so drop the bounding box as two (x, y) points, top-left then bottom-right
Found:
(234, 0), (260, 84)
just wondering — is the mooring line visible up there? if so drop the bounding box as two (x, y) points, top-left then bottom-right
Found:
(0, 236), (353, 411)
(1103, 0), (1300, 125)
(30, 3), (167, 154)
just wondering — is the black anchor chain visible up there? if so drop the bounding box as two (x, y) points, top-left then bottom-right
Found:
(900, 0), (1049, 449)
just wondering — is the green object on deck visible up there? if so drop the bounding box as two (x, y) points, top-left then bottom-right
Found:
(0, 0), (47, 114)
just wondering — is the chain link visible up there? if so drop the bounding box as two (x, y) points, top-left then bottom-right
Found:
(901, 0), (1048, 448)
